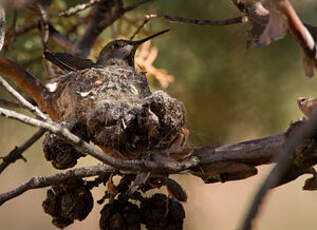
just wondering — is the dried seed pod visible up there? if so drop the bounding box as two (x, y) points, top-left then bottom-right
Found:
(166, 178), (187, 202)
(42, 178), (93, 229)
(141, 193), (185, 230)
(43, 121), (89, 169)
(303, 176), (317, 190)
(60, 186), (94, 220)
(99, 199), (141, 230)
(52, 216), (74, 229)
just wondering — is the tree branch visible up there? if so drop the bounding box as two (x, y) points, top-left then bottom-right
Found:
(147, 14), (244, 26)
(131, 14), (244, 39)
(0, 75), (47, 120)
(72, 0), (157, 57)
(231, 0), (317, 76)
(0, 102), (309, 186)
(123, 0), (157, 13)
(71, 0), (124, 57)
(0, 7), (5, 51)
(0, 57), (58, 119)
(0, 99), (24, 109)
(2, 105), (317, 211)
(0, 164), (113, 206)
(48, 23), (74, 52)
(15, 21), (37, 36)
(59, 0), (102, 17)
(277, 0), (317, 77)
(0, 107), (199, 173)
(195, 133), (284, 166)
(240, 110), (317, 230)
(0, 128), (46, 174)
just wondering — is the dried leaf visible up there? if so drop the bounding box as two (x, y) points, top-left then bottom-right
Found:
(106, 174), (118, 195)
(135, 41), (174, 88)
(303, 176), (317, 191)
(257, 1), (288, 47)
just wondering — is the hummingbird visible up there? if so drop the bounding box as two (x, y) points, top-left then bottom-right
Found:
(44, 29), (170, 72)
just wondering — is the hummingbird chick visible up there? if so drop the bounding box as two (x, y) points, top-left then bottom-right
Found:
(44, 29), (170, 72)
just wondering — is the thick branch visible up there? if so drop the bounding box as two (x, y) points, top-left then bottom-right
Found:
(72, 0), (156, 57)
(240, 110), (317, 230)
(3, 105), (317, 210)
(0, 164), (112, 206)
(0, 104), (293, 180)
(0, 56), (58, 119)
(72, 0), (124, 57)
(195, 133), (284, 166)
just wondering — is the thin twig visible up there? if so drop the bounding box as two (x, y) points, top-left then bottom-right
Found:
(130, 18), (149, 40)
(37, 3), (49, 51)
(48, 23), (74, 52)
(59, 0), (102, 17)
(240, 109), (317, 230)
(0, 7), (5, 51)
(130, 14), (244, 40)
(0, 107), (199, 173)
(0, 164), (113, 206)
(147, 14), (243, 26)
(3, 21), (38, 50)
(37, 3), (57, 80)
(0, 99), (24, 109)
(3, 10), (16, 53)
(123, 0), (157, 13)
(15, 21), (37, 36)
(0, 128), (46, 174)
(0, 75), (47, 120)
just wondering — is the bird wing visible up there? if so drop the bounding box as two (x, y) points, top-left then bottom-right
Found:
(44, 51), (97, 72)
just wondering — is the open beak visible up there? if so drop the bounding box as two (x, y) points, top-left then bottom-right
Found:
(130, 29), (170, 46)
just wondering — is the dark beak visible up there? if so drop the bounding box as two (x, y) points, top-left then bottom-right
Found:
(130, 29), (170, 46)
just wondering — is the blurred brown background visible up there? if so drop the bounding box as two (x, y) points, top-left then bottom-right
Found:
(1, 0), (317, 229)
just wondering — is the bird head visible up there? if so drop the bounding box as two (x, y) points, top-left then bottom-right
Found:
(97, 29), (170, 68)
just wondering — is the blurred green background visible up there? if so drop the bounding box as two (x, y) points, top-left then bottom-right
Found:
(1, 0), (317, 229)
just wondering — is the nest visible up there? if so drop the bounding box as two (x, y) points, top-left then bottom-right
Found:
(46, 66), (186, 158)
